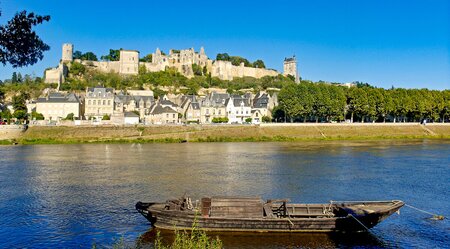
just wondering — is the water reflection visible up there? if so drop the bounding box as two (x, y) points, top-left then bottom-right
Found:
(0, 140), (449, 248)
(137, 228), (390, 249)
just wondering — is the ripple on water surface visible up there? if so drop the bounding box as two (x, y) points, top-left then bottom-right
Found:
(0, 140), (449, 248)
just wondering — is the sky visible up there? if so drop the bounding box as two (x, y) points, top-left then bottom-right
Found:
(0, 0), (449, 90)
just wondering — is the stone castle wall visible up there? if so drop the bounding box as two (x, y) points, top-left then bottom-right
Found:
(45, 44), (296, 84)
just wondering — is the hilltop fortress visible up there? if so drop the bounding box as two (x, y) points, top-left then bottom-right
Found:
(45, 43), (299, 84)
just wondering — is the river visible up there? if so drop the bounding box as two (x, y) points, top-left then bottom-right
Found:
(0, 140), (449, 248)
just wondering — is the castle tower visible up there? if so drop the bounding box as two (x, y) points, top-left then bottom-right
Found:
(62, 43), (73, 62)
(283, 56), (299, 83)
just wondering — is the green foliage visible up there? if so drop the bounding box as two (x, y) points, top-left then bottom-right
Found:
(81, 52), (98, 61)
(70, 62), (86, 76)
(73, 50), (82, 59)
(192, 64), (203, 76)
(12, 92), (29, 112)
(212, 117), (228, 123)
(101, 49), (121, 61)
(64, 113), (74, 120)
(0, 10), (50, 67)
(155, 218), (222, 249)
(12, 72), (18, 83)
(31, 111), (44, 120)
(252, 59), (266, 68)
(13, 110), (27, 120)
(216, 53), (266, 68)
(102, 114), (110, 120)
(245, 117), (252, 123)
(262, 115), (271, 123)
(139, 53), (153, 62)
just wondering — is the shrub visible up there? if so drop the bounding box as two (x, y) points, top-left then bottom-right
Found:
(245, 117), (252, 123)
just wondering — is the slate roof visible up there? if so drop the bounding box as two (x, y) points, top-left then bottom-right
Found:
(150, 104), (177, 115)
(86, 86), (114, 97)
(160, 99), (178, 107)
(124, 112), (139, 118)
(37, 93), (80, 103)
(225, 97), (250, 107)
(253, 93), (269, 108)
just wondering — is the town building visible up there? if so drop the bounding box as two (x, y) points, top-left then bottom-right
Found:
(225, 96), (252, 124)
(36, 92), (81, 120)
(84, 86), (114, 120)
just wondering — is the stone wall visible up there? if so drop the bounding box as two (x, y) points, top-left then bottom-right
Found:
(0, 125), (25, 140)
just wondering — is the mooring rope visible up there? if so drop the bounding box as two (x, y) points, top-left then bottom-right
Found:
(404, 204), (445, 220)
(349, 214), (371, 231)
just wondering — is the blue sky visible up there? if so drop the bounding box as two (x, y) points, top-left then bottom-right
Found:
(1, 0), (449, 89)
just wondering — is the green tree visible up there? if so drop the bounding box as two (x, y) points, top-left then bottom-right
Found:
(216, 53), (230, 61)
(70, 62), (86, 76)
(102, 114), (110, 120)
(73, 50), (83, 59)
(0, 10), (50, 67)
(262, 116), (271, 123)
(64, 113), (74, 120)
(13, 109), (27, 121)
(139, 53), (153, 62)
(192, 64), (203, 76)
(81, 52), (98, 61)
(252, 59), (266, 68)
(11, 72), (18, 83)
(101, 49), (121, 61)
(245, 117), (252, 123)
(17, 72), (23, 82)
(31, 111), (44, 120)
(12, 93), (28, 112)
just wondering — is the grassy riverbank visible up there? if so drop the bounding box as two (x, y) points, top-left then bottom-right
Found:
(3, 123), (448, 145)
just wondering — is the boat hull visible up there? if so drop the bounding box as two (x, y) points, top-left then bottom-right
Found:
(136, 200), (404, 233)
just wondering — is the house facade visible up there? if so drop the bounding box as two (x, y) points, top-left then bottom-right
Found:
(226, 96), (252, 123)
(84, 87), (114, 120)
(36, 92), (81, 120)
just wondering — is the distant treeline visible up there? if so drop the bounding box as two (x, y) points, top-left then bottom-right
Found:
(277, 83), (450, 123)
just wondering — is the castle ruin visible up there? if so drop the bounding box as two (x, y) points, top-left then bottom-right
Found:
(45, 43), (299, 84)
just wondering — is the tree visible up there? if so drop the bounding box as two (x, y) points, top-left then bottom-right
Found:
(192, 64), (203, 76)
(101, 49), (120, 61)
(64, 113), (74, 120)
(252, 59), (266, 68)
(70, 62), (86, 76)
(0, 10), (50, 67)
(81, 52), (98, 61)
(140, 53), (153, 62)
(13, 110), (27, 121)
(102, 114), (110, 120)
(73, 50), (83, 59)
(11, 72), (18, 83)
(12, 93), (28, 112)
(17, 72), (23, 83)
(245, 117), (252, 123)
(216, 53), (230, 61)
(31, 111), (44, 120)
(262, 116), (271, 123)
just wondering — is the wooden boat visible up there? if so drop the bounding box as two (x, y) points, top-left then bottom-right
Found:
(136, 196), (404, 233)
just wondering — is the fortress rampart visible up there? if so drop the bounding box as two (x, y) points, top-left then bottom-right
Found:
(45, 44), (298, 84)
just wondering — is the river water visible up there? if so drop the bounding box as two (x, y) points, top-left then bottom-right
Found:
(0, 140), (449, 248)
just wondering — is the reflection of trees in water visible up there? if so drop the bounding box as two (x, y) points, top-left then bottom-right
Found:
(137, 227), (388, 249)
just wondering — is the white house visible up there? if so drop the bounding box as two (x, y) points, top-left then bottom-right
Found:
(225, 96), (252, 124)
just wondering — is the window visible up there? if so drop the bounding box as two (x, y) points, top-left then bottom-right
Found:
(236, 111), (238, 114)
(108, 100), (111, 105)
(173, 114), (175, 118)
(206, 109), (209, 114)
(256, 113), (259, 117)
(166, 114), (169, 118)
(103, 100), (106, 105)
(88, 100), (91, 105)
(219, 110), (221, 115)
